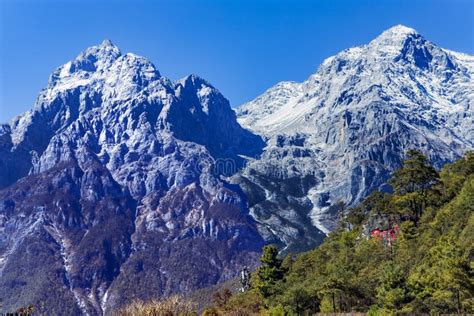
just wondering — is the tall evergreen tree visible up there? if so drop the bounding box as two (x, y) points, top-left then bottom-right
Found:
(376, 262), (409, 311)
(389, 150), (439, 224)
(254, 245), (286, 299)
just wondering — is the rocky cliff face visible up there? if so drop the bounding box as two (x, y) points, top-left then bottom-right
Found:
(0, 40), (264, 314)
(1, 25), (472, 314)
(235, 25), (474, 253)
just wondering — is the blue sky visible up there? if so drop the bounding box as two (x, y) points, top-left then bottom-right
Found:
(0, 0), (473, 122)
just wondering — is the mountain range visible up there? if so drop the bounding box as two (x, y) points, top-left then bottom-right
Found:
(0, 25), (472, 314)
(234, 25), (473, 252)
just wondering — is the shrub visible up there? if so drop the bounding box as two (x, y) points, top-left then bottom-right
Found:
(114, 295), (197, 316)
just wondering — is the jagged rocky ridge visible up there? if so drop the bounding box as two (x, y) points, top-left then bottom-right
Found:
(0, 40), (265, 314)
(1, 25), (473, 314)
(235, 25), (474, 253)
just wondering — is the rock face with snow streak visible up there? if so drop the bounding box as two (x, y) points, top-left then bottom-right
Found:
(1, 25), (473, 313)
(235, 25), (474, 252)
(0, 40), (264, 314)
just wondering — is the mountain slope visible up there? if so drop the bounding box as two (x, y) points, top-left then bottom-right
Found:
(234, 25), (474, 252)
(1, 25), (473, 313)
(209, 152), (474, 314)
(0, 40), (264, 314)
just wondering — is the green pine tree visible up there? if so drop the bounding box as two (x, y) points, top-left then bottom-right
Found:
(254, 245), (286, 299)
(389, 150), (439, 224)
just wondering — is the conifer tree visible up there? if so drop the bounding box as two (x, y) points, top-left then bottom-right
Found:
(389, 150), (439, 224)
(254, 245), (286, 298)
(376, 263), (409, 311)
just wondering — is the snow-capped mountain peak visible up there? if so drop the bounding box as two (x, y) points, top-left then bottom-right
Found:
(367, 24), (423, 59)
(46, 40), (162, 98)
(101, 38), (117, 47)
(49, 39), (121, 84)
(0, 39), (265, 313)
(372, 24), (418, 44)
(234, 25), (473, 252)
(238, 25), (472, 136)
(1, 25), (473, 314)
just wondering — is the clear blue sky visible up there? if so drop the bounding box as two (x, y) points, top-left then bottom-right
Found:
(1, 0), (473, 122)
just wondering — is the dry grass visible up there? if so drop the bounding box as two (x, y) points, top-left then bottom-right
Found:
(114, 295), (198, 316)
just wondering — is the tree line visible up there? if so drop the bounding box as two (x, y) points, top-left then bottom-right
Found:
(204, 150), (474, 315)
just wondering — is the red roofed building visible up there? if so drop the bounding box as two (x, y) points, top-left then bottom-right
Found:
(370, 225), (399, 245)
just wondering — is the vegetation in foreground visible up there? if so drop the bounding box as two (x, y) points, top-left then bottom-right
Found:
(203, 150), (474, 315)
(115, 150), (473, 315)
(114, 295), (197, 316)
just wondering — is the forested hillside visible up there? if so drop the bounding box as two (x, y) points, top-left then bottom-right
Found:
(204, 150), (474, 314)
